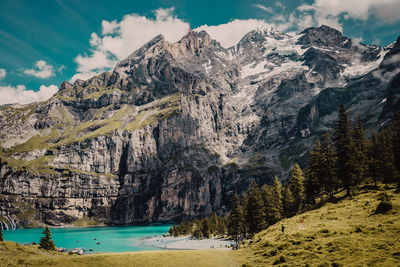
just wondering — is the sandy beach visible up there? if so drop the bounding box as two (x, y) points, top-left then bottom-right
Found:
(139, 236), (233, 250)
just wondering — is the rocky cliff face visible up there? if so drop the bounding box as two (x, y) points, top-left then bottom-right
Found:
(0, 25), (399, 227)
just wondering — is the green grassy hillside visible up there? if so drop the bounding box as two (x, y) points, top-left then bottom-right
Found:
(235, 187), (400, 266)
(0, 242), (239, 267)
(1, 187), (399, 267)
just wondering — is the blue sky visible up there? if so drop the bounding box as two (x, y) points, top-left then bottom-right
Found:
(0, 0), (399, 105)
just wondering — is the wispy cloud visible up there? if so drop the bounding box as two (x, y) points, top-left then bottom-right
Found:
(58, 65), (65, 73)
(70, 72), (99, 83)
(0, 84), (58, 105)
(23, 60), (54, 78)
(275, 2), (285, 9)
(254, 4), (273, 13)
(299, 0), (400, 22)
(0, 68), (5, 80)
(253, 0), (400, 35)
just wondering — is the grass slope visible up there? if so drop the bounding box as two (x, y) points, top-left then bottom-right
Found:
(0, 242), (239, 267)
(235, 187), (400, 266)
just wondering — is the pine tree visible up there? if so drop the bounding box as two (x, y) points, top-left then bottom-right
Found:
(228, 193), (243, 243)
(378, 131), (397, 186)
(368, 130), (397, 186)
(350, 116), (367, 185)
(0, 226), (3, 241)
(261, 184), (273, 225)
(390, 111), (400, 188)
(240, 192), (249, 238)
(201, 219), (211, 238)
(217, 217), (227, 236)
(305, 141), (323, 203)
(368, 133), (381, 186)
(39, 226), (56, 251)
(273, 176), (284, 219)
(290, 164), (305, 213)
(261, 177), (282, 226)
(193, 227), (203, 239)
(320, 134), (338, 197)
(282, 185), (295, 217)
(209, 213), (219, 235)
(334, 104), (353, 196)
(246, 181), (266, 236)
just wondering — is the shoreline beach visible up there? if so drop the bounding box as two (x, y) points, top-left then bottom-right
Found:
(139, 236), (233, 250)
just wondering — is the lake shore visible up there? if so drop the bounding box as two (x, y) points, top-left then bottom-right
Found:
(139, 236), (234, 250)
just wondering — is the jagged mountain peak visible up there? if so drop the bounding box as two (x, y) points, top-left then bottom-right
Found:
(117, 33), (168, 67)
(237, 26), (288, 48)
(252, 25), (287, 39)
(298, 25), (351, 49)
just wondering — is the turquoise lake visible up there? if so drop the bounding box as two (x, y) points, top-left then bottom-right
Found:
(2, 225), (171, 253)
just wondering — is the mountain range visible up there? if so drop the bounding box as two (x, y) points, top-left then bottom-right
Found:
(0, 25), (399, 227)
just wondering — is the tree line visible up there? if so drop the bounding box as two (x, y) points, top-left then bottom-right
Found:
(305, 104), (400, 202)
(171, 105), (400, 242)
(169, 213), (228, 239)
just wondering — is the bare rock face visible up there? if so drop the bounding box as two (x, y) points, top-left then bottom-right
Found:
(0, 26), (399, 227)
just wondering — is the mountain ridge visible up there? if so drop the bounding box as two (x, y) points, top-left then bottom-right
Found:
(0, 25), (399, 227)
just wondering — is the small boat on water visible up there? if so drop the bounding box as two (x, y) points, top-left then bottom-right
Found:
(96, 242), (100, 245)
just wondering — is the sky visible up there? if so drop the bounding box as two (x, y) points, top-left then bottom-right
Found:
(0, 0), (399, 105)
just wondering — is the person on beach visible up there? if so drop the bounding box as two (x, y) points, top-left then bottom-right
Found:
(281, 225), (285, 233)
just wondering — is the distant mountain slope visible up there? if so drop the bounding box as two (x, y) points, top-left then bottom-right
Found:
(0, 25), (399, 226)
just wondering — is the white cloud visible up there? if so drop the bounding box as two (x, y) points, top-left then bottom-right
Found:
(384, 53), (400, 65)
(316, 16), (342, 32)
(73, 7), (190, 81)
(195, 19), (273, 48)
(0, 68), (5, 80)
(266, 0), (400, 35)
(373, 1), (400, 23)
(275, 2), (285, 9)
(75, 50), (115, 73)
(23, 60), (54, 78)
(102, 20), (119, 35)
(298, 0), (400, 26)
(58, 65), (65, 72)
(352, 37), (364, 44)
(0, 84), (58, 105)
(254, 4), (273, 13)
(70, 72), (99, 83)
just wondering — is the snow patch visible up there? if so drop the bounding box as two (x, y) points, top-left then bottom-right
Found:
(203, 59), (212, 74)
(262, 35), (308, 57)
(342, 50), (388, 78)
(215, 51), (234, 60)
(257, 60), (308, 81)
(241, 60), (269, 78)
